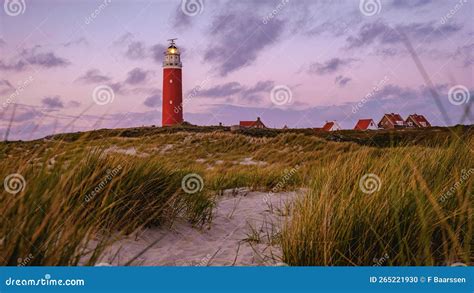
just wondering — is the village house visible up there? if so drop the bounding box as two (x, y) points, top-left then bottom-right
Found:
(354, 119), (378, 130)
(378, 113), (406, 129)
(405, 114), (431, 128)
(238, 117), (266, 129)
(316, 121), (342, 132)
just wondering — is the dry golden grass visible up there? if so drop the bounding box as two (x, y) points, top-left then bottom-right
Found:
(0, 126), (472, 266)
(281, 137), (473, 266)
(0, 145), (213, 265)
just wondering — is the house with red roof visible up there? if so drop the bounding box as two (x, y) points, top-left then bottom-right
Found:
(378, 113), (406, 129)
(354, 119), (377, 130)
(405, 114), (431, 128)
(317, 121), (341, 132)
(239, 117), (266, 129)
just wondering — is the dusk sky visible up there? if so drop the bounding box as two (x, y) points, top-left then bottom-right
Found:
(0, 0), (473, 140)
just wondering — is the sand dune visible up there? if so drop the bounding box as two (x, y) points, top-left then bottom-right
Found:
(97, 190), (298, 266)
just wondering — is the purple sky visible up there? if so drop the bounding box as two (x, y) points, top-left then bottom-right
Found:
(0, 0), (473, 140)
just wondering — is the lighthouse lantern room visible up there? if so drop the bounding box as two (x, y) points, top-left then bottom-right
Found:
(162, 38), (183, 126)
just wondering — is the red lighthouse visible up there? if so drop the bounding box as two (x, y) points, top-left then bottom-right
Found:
(162, 38), (183, 126)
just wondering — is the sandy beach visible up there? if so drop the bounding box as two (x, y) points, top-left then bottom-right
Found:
(96, 190), (299, 266)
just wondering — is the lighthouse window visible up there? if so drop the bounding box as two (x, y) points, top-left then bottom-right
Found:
(170, 79), (173, 83)
(169, 100), (173, 104)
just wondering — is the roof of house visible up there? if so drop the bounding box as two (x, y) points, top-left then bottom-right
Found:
(240, 121), (258, 127)
(322, 121), (338, 131)
(383, 113), (405, 125)
(407, 114), (430, 126)
(239, 117), (265, 128)
(354, 119), (375, 130)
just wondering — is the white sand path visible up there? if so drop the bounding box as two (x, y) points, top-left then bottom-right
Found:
(97, 190), (298, 266)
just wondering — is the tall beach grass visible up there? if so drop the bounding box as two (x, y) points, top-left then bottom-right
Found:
(0, 147), (213, 266)
(281, 137), (473, 266)
(1, 126), (472, 266)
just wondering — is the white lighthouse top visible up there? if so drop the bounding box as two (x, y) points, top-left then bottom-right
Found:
(163, 38), (182, 68)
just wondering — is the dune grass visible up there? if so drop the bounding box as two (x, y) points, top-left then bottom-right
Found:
(0, 146), (213, 266)
(281, 138), (473, 266)
(1, 126), (472, 266)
